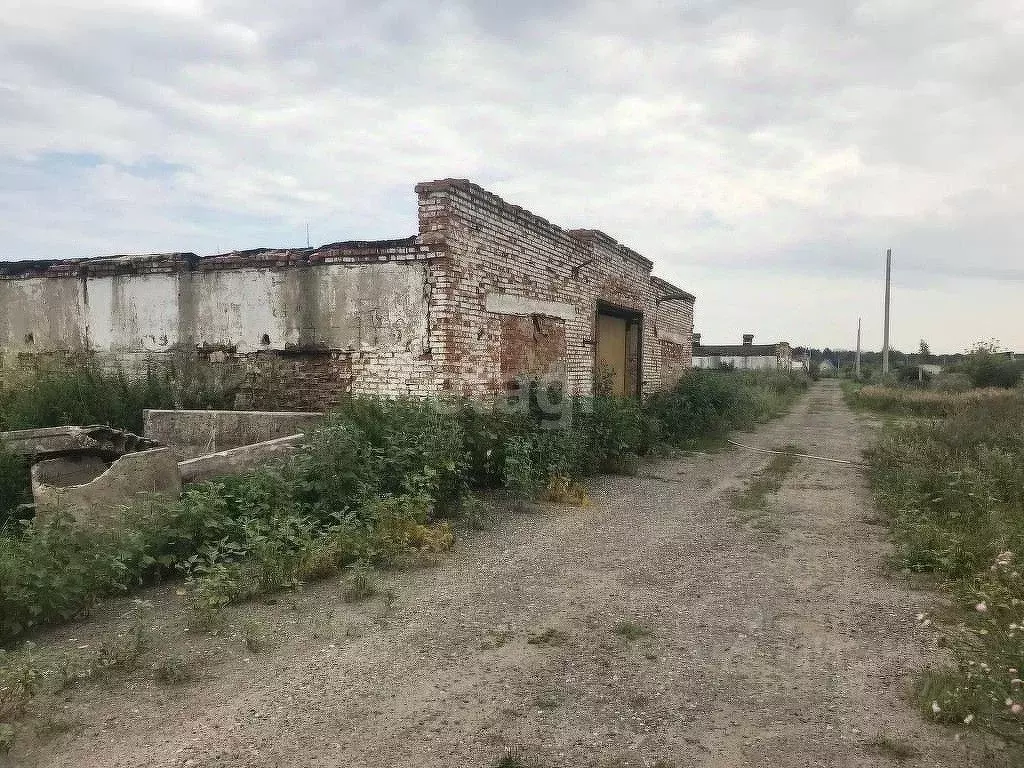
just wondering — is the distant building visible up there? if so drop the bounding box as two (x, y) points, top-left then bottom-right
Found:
(692, 333), (794, 371)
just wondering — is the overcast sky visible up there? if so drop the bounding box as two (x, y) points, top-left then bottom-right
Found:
(2, 0), (1021, 353)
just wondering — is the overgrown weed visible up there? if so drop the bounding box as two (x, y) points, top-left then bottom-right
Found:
(866, 391), (1024, 750)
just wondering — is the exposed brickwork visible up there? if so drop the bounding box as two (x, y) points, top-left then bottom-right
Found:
(239, 351), (353, 411)
(498, 315), (567, 389)
(415, 179), (695, 398)
(651, 275), (695, 389)
(1, 179), (696, 405)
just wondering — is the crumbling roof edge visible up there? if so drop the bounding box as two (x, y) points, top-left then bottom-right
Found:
(0, 236), (429, 278)
(415, 178), (655, 271)
(650, 275), (696, 302)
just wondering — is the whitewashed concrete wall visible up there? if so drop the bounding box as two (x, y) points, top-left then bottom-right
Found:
(0, 277), (88, 357)
(87, 274), (180, 352)
(0, 262), (429, 365)
(692, 354), (785, 370)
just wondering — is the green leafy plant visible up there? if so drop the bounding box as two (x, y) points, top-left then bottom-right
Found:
(342, 561), (378, 603)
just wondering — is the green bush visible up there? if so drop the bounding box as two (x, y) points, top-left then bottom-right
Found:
(646, 369), (806, 445)
(0, 515), (152, 639)
(967, 356), (1023, 389)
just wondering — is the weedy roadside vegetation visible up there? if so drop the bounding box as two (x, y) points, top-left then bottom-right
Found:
(526, 627), (570, 647)
(152, 654), (198, 686)
(847, 384), (1020, 419)
(863, 386), (1024, 751)
(863, 734), (919, 762)
(0, 368), (807, 646)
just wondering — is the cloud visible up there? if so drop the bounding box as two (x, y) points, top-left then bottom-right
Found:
(1, 0), (1021, 351)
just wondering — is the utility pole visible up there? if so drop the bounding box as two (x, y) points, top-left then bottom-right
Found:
(882, 248), (892, 376)
(305, 221), (310, 248)
(855, 317), (862, 379)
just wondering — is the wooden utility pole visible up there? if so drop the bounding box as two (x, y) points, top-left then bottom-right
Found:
(882, 249), (892, 376)
(855, 317), (862, 379)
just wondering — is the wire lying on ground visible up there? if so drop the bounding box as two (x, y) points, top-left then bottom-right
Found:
(726, 439), (866, 467)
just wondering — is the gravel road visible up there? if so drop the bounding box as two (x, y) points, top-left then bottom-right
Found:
(9, 381), (985, 767)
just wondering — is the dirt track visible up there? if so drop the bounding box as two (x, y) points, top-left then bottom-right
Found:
(8, 381), (983, 767)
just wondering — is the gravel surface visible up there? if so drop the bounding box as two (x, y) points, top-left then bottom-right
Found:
(7, 381), (989, 767)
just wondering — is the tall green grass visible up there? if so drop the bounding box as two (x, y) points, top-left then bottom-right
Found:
(0, 368), (807, 643)
(0, 357), (238, 434)
(848, 384), (1020, 419)
(0, 358), (241, 523)
(867, 394), (1024, 748)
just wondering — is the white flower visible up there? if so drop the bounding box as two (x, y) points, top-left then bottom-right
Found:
(932, 701), (942, 714)
(976, 602), (988, 613)
(964, 714), (975, 725)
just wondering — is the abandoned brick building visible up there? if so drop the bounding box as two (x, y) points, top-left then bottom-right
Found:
(0, 179), (695, 409)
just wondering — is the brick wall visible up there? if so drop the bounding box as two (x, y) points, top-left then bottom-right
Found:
(651, 276), (695, 389)
(1, 179), (695, 407)
(415, 179), (694, 398)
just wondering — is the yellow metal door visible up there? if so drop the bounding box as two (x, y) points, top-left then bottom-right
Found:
(596, 313), (628, 396)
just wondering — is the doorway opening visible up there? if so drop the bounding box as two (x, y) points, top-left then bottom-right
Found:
(594, 303), (642, 397)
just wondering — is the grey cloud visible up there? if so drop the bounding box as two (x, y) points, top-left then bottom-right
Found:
(0, 0), (1021, 349)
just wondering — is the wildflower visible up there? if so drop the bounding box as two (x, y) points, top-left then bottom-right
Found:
(975, 602), (988, 613)
(1013, 704), (1024, 716)
(964, 714), (975, 725)
(931, 701), (942, 714)
(1006, 698), (1014, 706)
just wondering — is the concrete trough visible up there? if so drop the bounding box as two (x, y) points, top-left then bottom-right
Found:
(177, 433), (306, 484)
(143, 409), (324, 460)
(31, 447), (182, 527)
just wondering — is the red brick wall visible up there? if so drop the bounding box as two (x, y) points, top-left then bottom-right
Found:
(415, 179), (691, 398)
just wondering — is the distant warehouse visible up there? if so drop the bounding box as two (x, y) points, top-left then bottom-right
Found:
(0, 179), (696, 409)
(692, 333), (796, 370)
